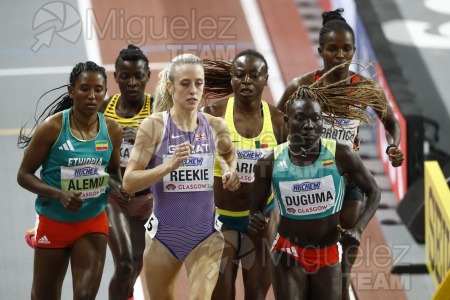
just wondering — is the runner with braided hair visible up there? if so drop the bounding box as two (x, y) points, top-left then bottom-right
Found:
(277, 8), (404, 299)
(17, 61), (122, 299)
(250, 83), (383, 300)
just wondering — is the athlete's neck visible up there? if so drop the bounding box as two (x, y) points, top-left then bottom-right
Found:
(233, 99), (262, 115)
(71, 107), (97, 127)
(288, 138), (321, 166)
(170, 108), (198, 131)
(321, 69), (351, 85)
(118, 94), (145, 115)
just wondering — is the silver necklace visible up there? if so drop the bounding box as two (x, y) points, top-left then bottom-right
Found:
(288, 142), (318, 157)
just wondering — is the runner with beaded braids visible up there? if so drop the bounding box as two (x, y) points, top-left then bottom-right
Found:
(277, 8), (404, 300)
(202, 49), (287, 300)
(100, 44), (153, 300)
(17, 61), (122, 299)
(250, 84), (384, 300)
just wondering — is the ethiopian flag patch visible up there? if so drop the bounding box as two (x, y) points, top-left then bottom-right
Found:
(322, 158), (334, 166)
(95, 140), (108, 151)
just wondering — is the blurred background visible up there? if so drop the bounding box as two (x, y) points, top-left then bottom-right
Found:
(1, 0), (449, 299)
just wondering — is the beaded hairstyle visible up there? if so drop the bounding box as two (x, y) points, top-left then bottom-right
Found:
(286, 61), (388, 126)
(203, 52), (387, 126)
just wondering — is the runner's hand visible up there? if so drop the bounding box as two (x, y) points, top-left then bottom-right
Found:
(122, 126), (138, 144)
(169, 142), (193, 171)
(337, 224), (361, 246)
(57, 191), (83, 212)
(248, 211), (270, 233)
(387, 147), (404, 167)
(222, 169), (240, 191)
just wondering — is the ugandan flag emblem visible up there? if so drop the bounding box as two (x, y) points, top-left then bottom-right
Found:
(322, 158), (333, 166)
(95, 140), (108, 151)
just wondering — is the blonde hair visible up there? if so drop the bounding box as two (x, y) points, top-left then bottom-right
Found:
(153, 54), (204, 112)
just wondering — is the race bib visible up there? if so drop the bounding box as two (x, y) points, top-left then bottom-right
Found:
(278, 175), (336, 217)
(322, 114), (360, 148)
(162, 154), (214, 192)
(120, 141), (133, 168)
(235, 148), (266, 183)
(60, 164), (109, 199)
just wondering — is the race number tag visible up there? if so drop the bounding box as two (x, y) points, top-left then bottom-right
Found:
(214, 212), (223, 231)
(144, 212), (158, 238)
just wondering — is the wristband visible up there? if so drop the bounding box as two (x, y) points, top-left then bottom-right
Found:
(385, 144), (397, 155)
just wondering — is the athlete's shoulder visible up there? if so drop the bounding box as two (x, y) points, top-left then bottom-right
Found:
(100, 95), (118, 113)
(203, 98), (228, 117)
(105, 116), (121, 134)
(266, 102), (286, 126)
(350, 71), (369, 82)
(266, 102), (285, 118)
(288, 71), (316, 87)
(202, 111), (223, 124)
(32, 111), (65, 145)
(42, 111), (64, 131)
(203, 112), (228, 134)
(335, 141), (356, 161)
(141, 112), (164, 128)
(146, 93), (153, 106)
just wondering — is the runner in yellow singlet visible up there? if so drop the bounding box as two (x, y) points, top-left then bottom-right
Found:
(100, 44), (153, 300)
(203, 49), (287, 300)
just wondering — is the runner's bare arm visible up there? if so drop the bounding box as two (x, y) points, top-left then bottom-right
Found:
(123, 113), (188, 193)
(205, 113), (239, 190)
